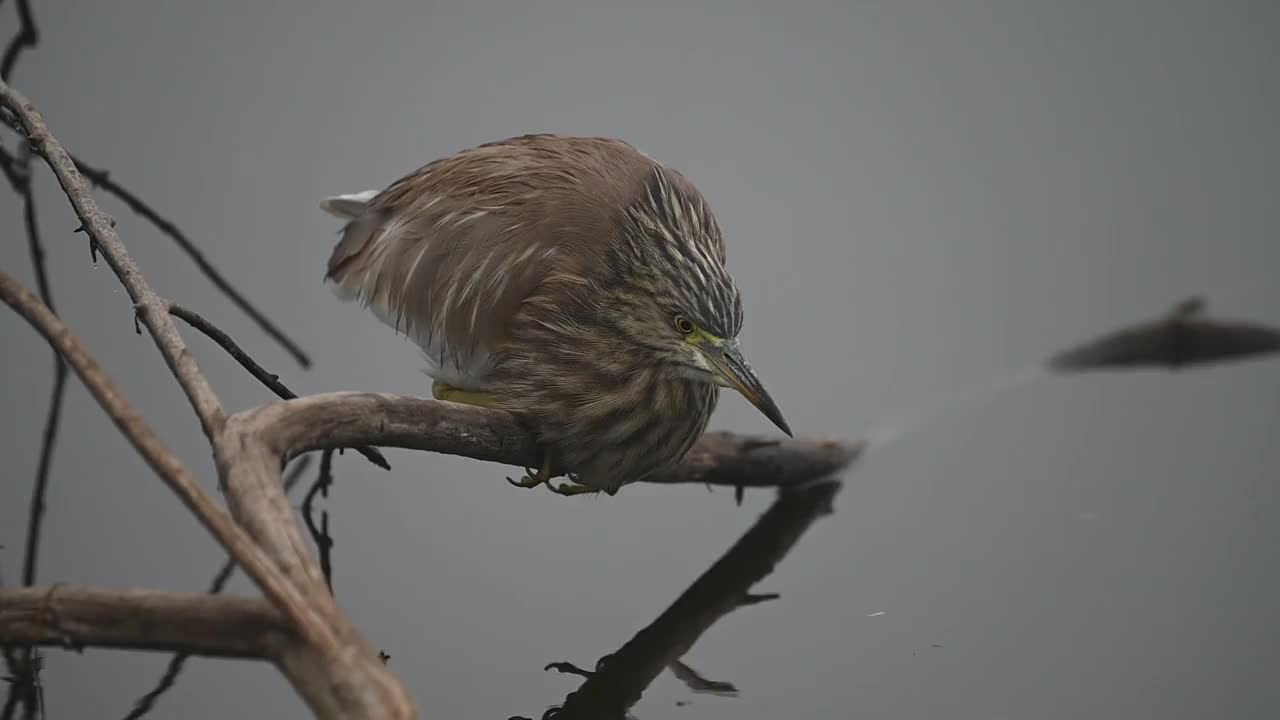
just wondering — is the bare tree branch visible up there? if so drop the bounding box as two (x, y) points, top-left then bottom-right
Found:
(0, 586), (288, 659)
(169, 304), (389, 470)
(0, 271), (334, 654)
(0, 79), (228, 441)
(1, 80), (416, 719)
(213, 442), (417, 719)
(233, 391), (862, 490)
(72, 157), (311, 368)
(123, 455), (314, 720)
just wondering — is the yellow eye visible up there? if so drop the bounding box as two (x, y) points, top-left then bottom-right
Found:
(674, 315), (696, 335)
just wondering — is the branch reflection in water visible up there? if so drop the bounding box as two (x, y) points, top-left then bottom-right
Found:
(517, 475), (848, 720)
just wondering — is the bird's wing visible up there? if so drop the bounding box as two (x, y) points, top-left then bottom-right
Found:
(323, 134), (654, 365)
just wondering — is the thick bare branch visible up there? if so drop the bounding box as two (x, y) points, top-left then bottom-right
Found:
(233, 391), (862, 490)
(0, 78), (227, 440)
(0, 586), (288, 659)
(212, 431), (417, 719)
(123, 455), (314, 720)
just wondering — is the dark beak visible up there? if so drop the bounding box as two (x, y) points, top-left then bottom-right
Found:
(709, 340), (792, 436)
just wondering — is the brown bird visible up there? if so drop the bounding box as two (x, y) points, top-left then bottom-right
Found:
(321, 134), (790, 495)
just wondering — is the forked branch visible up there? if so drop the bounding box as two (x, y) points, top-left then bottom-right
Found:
(0, 269), (415, 719)
(0, 78), (226, 440)
(0, 271), (326, 649)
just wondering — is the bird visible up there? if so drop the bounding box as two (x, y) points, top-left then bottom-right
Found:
(320, 133), (791, 496)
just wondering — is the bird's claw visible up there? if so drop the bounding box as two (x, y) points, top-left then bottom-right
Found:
(506, 459), (594, 496)
(546, 477), (595, 496)
(507, 471), (546, 489)
(507, 451), (554, 489)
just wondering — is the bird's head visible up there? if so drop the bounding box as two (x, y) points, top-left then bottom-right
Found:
(609, 165), (792, 437)
(667, 312), (792, 437)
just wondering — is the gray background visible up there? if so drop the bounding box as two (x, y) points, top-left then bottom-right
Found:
(2, 1), (1278, 718)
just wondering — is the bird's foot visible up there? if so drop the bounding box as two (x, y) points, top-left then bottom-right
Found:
(432, 380), (499, 409)
(546, 474), (596, 496)
(507, 455), (596, 496)
(507, 452), (556, 490)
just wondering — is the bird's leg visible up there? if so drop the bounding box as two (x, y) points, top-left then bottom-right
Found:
(432, 379), (499, 409)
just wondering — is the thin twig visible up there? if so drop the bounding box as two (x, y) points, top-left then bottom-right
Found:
(0, 142), (21, 190)
(21, 187), (68, 589)
(72, 156), (311, 368)
(301, 450), (336, 594)
(122, 456), (314, 720)
(0, 270), (337, 653)
(169, 304), (388, 470)
(0, 568), (20, 720)
(0, 0), (37, 83)
(0, 648), (39, 720)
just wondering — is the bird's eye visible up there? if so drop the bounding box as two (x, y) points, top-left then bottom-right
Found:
(674, 315), (696, 335)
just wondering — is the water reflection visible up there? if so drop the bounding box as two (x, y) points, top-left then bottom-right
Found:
(515, 478), (843, 720)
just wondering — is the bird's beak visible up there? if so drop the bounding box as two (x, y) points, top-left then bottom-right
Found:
(706, 339), (792, 436)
